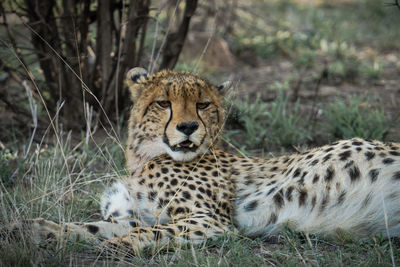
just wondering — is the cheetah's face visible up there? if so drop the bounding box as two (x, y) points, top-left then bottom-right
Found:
(126, 68), (231, 162)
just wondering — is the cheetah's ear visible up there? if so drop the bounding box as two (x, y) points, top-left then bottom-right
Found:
(216, 80), (232, 95)
(125, 67), (149, 101)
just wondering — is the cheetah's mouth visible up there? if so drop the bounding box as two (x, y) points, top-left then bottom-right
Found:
(171, 140), (198, 152)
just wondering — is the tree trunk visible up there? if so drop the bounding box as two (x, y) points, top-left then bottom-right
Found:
(159, 0), (198, 70)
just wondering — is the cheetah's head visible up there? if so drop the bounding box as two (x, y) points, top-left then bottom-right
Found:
(125, 68), (231, 167)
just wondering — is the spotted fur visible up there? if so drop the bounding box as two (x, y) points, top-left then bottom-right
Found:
(2, 69), (399, 255)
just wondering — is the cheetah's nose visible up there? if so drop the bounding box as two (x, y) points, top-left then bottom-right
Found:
(176, 121), (199, 136)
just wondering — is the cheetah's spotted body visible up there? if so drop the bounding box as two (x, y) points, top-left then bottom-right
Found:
(3, 68), (400, 254)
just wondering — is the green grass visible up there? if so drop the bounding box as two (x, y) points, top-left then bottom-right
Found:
(1, 126), (399, 265)
(232, 0), (400, 82)
(324, 96), (392, 141)
(225, 81), (310, 152)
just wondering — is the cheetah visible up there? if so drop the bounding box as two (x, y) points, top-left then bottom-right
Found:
(2, 68), (400, 254)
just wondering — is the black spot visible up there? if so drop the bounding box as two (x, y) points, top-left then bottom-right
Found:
(205, 189), (212, 197)
(298, 171), (308, 186)
(167, 207), (173, 216)
(46, 233), (56, 239)
(270, 166), (279, 172)
(312, 174), (320, 184)
(189, 220), (198, 225)
(136, 192), (143, 200)
(389, 151), (400, 156)
(175, 207), (185, 214)
(298, 190), (308, 207)
(273, 191), (284, 208)
(86, 225), (99, 234)
(194, 231), (203, 236)
(212, 171), (219, 177)
(392, 171), (400, 180)
(111, 211), (120, 218)
(337, 191), (346, 205)
(155, 172), (161, 178)
(352, 141), (363, 146)
(322, 154), (332, 163)
(165, 228), (175, 235)
(182, 191), (191, 200)
(344, 160), (354, 169)
(306, 154), (313, 159)
(244, 200), (258, 211)
(285, 186), (294, 201)
(320, 195), (329, 213)
(188, 184), (196, 190)
(149, 191), (158, 201)
(348, 165), (361, 182)
(127, 209), (134, 216)
(153, 230), (162, 240)
(369, 169), (380, 183)
(268, 213), (277, 224)
(266, 186), (277, 196)
(157, 182), (164, 188)
(171, 178), (178, 186)
(311, 196), (317, 210)
(149, 163), (155, 170)
(129, 221), (138, 228)
(310, 159), (319, 166)
(383, 158), (394, 165)
(339, 150), (351, 161)
(324, 167), (335, 182)
(324, 147), (334, 153)
(293, 168), (301, 178)
(158, 198), (167, 208)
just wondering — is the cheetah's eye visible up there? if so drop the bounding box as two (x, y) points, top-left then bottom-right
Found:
(196, 102), (210, 110)
(157, 101), (171, 109)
